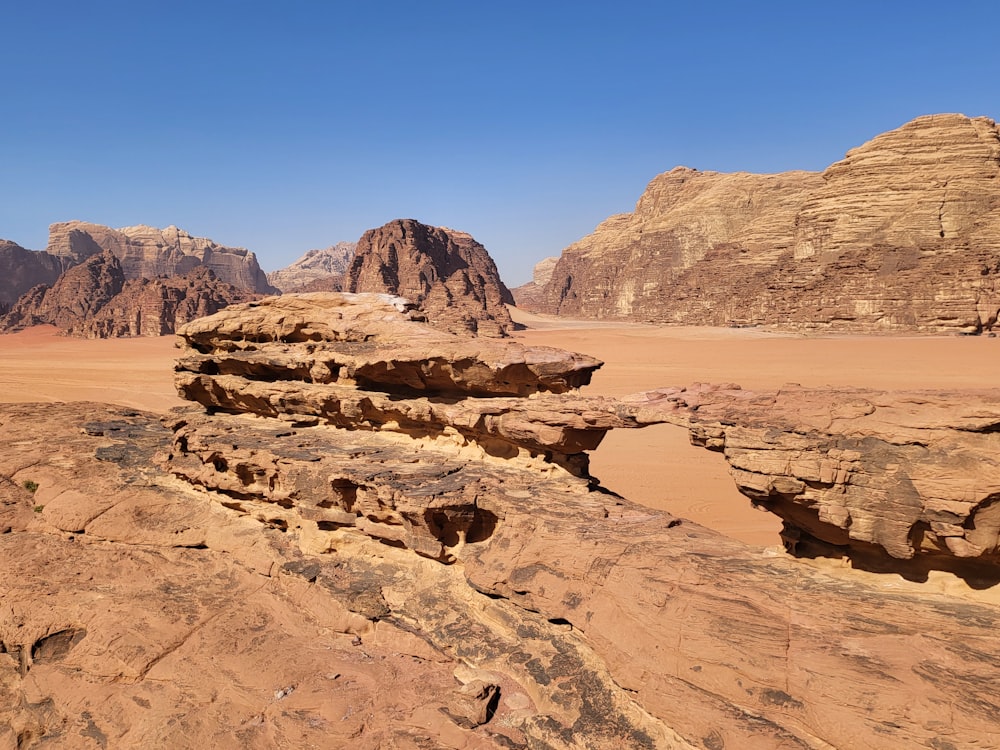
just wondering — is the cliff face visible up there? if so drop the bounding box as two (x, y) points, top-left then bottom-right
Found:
(0, 240), (66, 306)
(266, 242), (356, 292)
(346, 219), (515, 337)
(531, 114), (1000, 332)
(45, 222), (277, 295)
(0, 249), (255, 337)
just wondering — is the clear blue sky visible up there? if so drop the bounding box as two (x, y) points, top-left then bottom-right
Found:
(2, 1), (998, 286)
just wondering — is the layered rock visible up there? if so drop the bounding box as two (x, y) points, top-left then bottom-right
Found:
(530, 114), (1000, 332)
(45, 221), (277, 294)
(346, 219), (515, 337)
(1, 249), (256, 337)
(510, 255), (559, 309)
(144, 292), (1000, 748)
(266, 242), (356, 292)
(0, 239), (65, 307)
(624, 384), (1000, 578)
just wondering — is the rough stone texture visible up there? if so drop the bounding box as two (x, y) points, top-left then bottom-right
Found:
(346, 219), (515, 337)
(529, 114), (1000, 332)
(510, 256), (559, 309)
(1, 249), (256, 338)
(142, 293), (1000, 748)
(624, 384), (1000, 579)
(0, 240), (65, 307)
(45, 221), (277, 294)
(266, 242), (356, 292)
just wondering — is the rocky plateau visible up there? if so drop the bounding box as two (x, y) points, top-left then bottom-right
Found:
(3, 292), (998, 749)
(266, 242), (357, 293)
(518, 113), (1000, 333)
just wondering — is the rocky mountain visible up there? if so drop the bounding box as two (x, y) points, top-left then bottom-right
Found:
(266, 241), (356, 292)
(0, 239), (66, 307)
(1, 249), (255, 337)
(508, 255), (559, 310)
(520, 113), (1000, 332)
(5, 293), (994, 747)
(346, 219), (515, 337)
(45, 221), (277, 294)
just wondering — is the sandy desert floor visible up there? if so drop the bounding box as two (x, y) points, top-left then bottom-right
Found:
(3, 316), (1000, 548)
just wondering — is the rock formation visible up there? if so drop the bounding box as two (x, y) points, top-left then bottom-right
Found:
(266, 242), (356, 292)
(0, 239), (65, 307)
(45, 221), (277, 294)
(1, 249), (256, 337)
(114, 292), (998, 748)
(346, 219), (515, 337)
(510, 255), (559, 310)
(527, 113), (1000, 332)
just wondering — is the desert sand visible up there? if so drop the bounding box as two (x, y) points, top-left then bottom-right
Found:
(3, 315), (1000, 548)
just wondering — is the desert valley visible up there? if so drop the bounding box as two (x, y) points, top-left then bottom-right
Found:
(3, 114), (1000, 749)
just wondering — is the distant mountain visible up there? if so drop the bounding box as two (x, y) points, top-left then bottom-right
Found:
(522, 113), (1000, 333)
(267, 242), (356, 292)
(346, 219), (514, 337)
(45, 221), (277, 295)
(1, 248), (256, 337)
(0, 239), (66, 307)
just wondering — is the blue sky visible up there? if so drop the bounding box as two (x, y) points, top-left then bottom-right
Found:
(2, 1), (998, 286)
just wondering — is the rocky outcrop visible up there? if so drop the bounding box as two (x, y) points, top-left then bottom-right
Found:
(45, 221), (277, 294)
(1, 249), (256, 337)
(624, 384), (1000, 580)
(136, 292), (1000, 748)
(0, 239), (65, 306)
(266, 242), (356, 292)
(510, 256), (559, 309)
(530, 114), (1000, 332)
(346, 219), (515, 337)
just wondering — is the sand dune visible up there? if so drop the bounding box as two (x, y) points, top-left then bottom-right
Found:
(4, 315), (999, 548)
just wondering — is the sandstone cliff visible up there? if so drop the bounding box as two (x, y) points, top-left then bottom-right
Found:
(528, 114), (1000, 332)
(346, 219), (515, 337)
(0, 239), (65, 307)
(266, 242), (356, 292)
(45, 221), (277, 294)
(1, 249), (255, 337)
(509, 255), (558, 309)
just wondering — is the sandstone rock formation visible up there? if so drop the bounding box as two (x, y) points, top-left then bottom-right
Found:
(1, 249), (256, 337)
(509, 255), (558, 309)
(45, 221), (277, 294)
(134, 292), (1000, 748)
(0, 239), (65, 307)
(266, 242), (356, 292)
(527, 113), (1000, 332)
(346, 219), (515, 337)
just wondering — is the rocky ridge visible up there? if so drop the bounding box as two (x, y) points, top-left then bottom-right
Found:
(521, 113), (1000, 332)
(0, 239), (66, 307)
(1, 249), (256, 337)
(46, 221), (276, 294)
(266, 242), (356, 293)
(346, 219), (515, 337)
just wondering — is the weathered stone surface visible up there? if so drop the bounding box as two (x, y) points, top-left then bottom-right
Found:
(529, 114), (1000, 332)
(266, 242), (356, 293)
(624, 384), (1000, 577)
(346, 219), (515, 337)
(510, 256), (558, 309)
(46, 221), (277, 294)
(0, 239), (65, 307)
(1, 249), (256, 337)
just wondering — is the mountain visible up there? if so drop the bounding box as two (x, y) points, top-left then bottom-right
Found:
(266, 242), (356, 292)
(345, 219), (515, 337)
(45, 221), (277, 295)
(519, 114), (1000, 333)
(0, 248), (255, 337)
(0, 239), (66, 307)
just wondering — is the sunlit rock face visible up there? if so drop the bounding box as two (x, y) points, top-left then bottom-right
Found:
(45, 221), (277, 294)
(346, 219), (515, 337)
(530, 114), (1000, 332)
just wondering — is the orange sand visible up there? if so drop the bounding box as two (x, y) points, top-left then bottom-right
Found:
(5, 316), (1000, 547)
